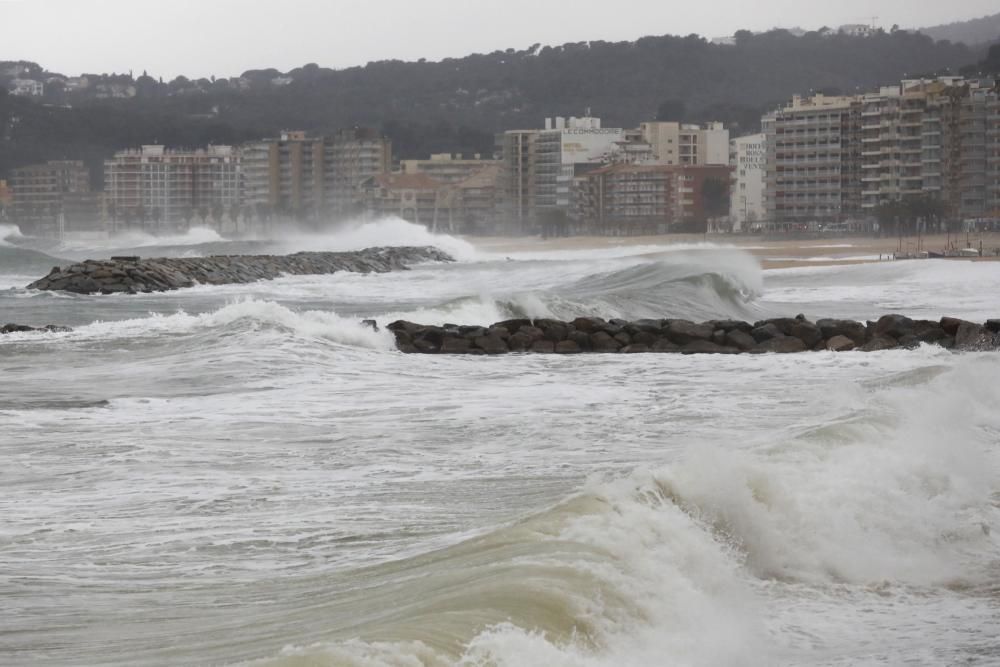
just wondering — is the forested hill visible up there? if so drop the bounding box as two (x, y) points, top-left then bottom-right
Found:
(921, 13), (1000, 46)
(0, 29), (989, 184)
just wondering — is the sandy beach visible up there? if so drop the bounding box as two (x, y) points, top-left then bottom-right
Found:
(470, 232), (1000, 270)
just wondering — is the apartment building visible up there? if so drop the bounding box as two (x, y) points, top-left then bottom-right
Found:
(242, 132), (331, 218)
(10, 160), (91, 236)
(360, 173), (447, 227)
(764, 94), (863, 226)
(242, 129), (390, 221)
(399, 154), (499, 184)
(104, 145), (241, 229)
(329, 127), (392, 215)
(500, 129), (539, 232)
(639, 121), (730, 166)
(533, 116), (625, 212)
(575, 163), (732, 235)
(730, 133), (767, 230)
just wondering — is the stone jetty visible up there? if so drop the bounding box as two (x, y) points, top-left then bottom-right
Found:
(1, 323), (73, 335)
(26, 246), (453, 294)
(388, 314), (1000, 355)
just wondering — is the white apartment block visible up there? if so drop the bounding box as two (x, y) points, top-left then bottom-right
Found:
(104, 145), (242, 228)
(533, 116), (625, 210)
(639, 121), (730, 166)
(730, 133), (767, 230)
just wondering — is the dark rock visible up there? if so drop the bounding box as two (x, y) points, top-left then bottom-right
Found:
(570, 317), (607, 333)
(632, 331), (659, 347)
(955, 322), (994, 350)
(568, 330), (592, 351)
(651, 339), (680, 353)
(555, 340), (582, 354)
(517, 326), (546, 342)
(710, 320), (753, 334)
(756, 318), (800, 336)
(590, 331), (621, 352)
(474, 335), (509, 355)
(361, 319), (379, 332)
(751, 323), (783, 343)
(507, 332), (533, 352)
(940, 317), (965, 336)
(681, 341), (740, 355)
(622, 344), (650, 354)
(613, 332), (632, 346)
(874, 314), (916, 339)
(534, 319), (569, 342)
(665, 320), (714, 345)
(753, 335), (808, 354)
(627, 319), (665, 334)
(711, 330), (727, 346)
(911, 320), (946, 344)
(487, 326), (511, 340)
(859, 336), (898, 352)
(1, 323), (73, 335)
(789, 321), (823, 348)
(531, 340), (556, 353)
(826, 335), (856, 352)
(440, 337), (473, 354)
(725, 329), (757, 351)
(986, 320), (1000, 334)
(497, 319), (532, 333)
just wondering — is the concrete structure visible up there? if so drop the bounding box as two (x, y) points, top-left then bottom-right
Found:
(242, 132), (332, 220)
(533, 116), (625, 211)
(104, 145), (241, 230)
(764, 93), (863, 227)
(329, 127), (392, 216)
(499, 129), (538, 232)
(361, 173), (447, 228)
(639, 121), (730, 166)
(856, 77), (1000, 221)
(575, 163), (732, 235)
(10, 161), (91, 237)
(399, 154), (499, 184)
(361, 164), (502, 234)
(9, 78), (44, 97)
(730, 133), (767, 231)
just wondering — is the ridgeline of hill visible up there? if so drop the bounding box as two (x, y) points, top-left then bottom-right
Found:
(920, 12), (1000, 46)
(0, 29), (994, 187)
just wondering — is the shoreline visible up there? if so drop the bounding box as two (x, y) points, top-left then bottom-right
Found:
(467, 233), (1000, 270)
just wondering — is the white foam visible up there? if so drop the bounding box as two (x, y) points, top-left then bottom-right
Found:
(0, 223), (25, 246)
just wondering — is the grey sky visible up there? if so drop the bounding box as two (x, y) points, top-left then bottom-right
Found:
(1, 0), (997, 79)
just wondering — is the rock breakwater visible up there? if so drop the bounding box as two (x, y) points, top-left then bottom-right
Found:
(2, 323), (73, 335)
(26, 246), (453, 294)
(389, 315), (1000, 355)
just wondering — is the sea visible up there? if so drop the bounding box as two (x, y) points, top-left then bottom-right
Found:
(2, 219), (999, 666)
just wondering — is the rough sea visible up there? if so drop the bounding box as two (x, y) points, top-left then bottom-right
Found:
(2, 220), (999, 666)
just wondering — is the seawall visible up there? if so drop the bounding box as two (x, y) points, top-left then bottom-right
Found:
(389, 315), (1000, 355)
(25, 246), (454, 294)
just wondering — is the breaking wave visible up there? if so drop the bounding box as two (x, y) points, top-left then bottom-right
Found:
(254, 354), (1000, 666)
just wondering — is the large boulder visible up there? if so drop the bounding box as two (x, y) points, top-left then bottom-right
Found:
(859, 335), (898, 352)
(789, 321), (823, 348)
(875, 314), (916, 339)
(570, 317), (607, 334)
(725, 329), (757, 351)
(474, 335), (509, 355)
(826, 335), (856, 352)
(986, 320), (1000, 334)
(955, 322), (996, 350)
(664, 320), (714, 345)
(817, 319), (868, 346)
(440, 337), (473, 354)
(753, 335), (808, 354)
(750, 323), (783, 343)
(555, 340), (582, 354)
(590, 331), (621, 352)
(681, 341), (741, 355)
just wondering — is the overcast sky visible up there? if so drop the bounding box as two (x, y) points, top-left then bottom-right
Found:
(1, 0), (997, 79)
